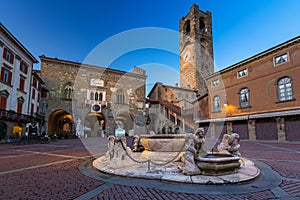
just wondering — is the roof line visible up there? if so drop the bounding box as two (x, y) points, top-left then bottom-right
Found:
(208, 35), (300, 78)
(0, 23), (38, 63)
(39, 55), (147, 79)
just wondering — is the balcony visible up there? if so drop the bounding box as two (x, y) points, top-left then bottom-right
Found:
(0, 109), (36, 123)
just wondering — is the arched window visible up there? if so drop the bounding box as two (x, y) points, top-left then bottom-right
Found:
(183, 20), (190, 35)
(239, 88), (250, 108)
(278, 77), (293, 101)
(99, 93), (103, 101)
(117, 90), (125, 104)
(95, 92), (98, 100)
(199, 17), (206, 32)
(90, 92), (94, 100)
(64, 83), (73, 100)
(213, 95), (220, 112)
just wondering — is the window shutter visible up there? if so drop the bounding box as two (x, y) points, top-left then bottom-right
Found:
(8, 71), (12, 85)
(17, 102), (22, 113)
(3, 48), (7, 59)
(0, 67), (4, 81)
(0, 96), (7, 110)
(20, 77), (25, 91)
(10, 53), (14, 64)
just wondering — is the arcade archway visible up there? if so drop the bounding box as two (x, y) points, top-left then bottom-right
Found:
(48, 109), (73, 136)
(115, 112), (133, 135)
(84, 112), (105, 137)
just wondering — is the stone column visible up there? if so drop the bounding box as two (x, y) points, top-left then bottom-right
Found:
(7, 122), (14, 138)
(227, 122), (233, 134)
(248, 120), (256, 140)
(210, 122), (216, 139)
(277, 117), (286, 141)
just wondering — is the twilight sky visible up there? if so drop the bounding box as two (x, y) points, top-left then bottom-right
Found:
(1, 0), (300, 93)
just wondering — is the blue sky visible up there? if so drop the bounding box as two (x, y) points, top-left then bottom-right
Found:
(1, 0), (300, 93)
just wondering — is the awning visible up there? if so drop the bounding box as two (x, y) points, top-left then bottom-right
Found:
(249, 109), (300, 119)
(195, 109), (300, 123)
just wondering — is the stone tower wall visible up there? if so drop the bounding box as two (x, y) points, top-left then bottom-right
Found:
(179, 4), (214, 96)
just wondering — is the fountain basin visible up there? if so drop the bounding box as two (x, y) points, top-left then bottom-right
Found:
(140, 134), (187, 152)
(140, 134), (187, 162)
(196, 153), (241, 175)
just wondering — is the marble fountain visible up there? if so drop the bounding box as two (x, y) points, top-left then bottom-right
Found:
(93, 128), (260, 185)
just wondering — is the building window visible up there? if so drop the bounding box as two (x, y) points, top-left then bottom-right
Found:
(32, 89), (35, 99)
(64, 84), (73, 99)
(212, 79), (220, 87)
(3, 48), (14, 64)
(94, 92), (103, 101)
(213, 95), (220, 112)
(239, 88), (250, 108)
(184, 20), (191, 35)
(278, 77), (293, 101)
(199, 17), (206, 32)
(237, 68), (248, 78)
(20, 62), (28, 74)
(30, 103), (34, 116)
(90, 92), (94, 100)
(32, 77), (37, 88)
(19, 76), (25, 92)
(117, 90), (125, 104)
(0, 67), (12, 85)
(274, 53), (288, 66)
(171, 94), (174, 100)
(98, 92), (103, 101)
(38, 82), (42, 91)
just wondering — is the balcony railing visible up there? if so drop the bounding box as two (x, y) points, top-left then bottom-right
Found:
(0, 109), (37, 123)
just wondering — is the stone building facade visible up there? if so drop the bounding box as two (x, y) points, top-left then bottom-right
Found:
(147, 82), (197, 134)
(40, 56), (146, 137)
(179, 4), (214, 96)
(196, 36), (300, 141)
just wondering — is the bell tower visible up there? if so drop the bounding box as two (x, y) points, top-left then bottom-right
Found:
(180, 4), (214, 96)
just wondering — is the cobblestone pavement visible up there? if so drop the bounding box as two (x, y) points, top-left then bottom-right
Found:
(0, 138), (300, 200)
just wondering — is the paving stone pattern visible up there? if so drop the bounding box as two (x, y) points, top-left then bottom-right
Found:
(0, 138), (300, 199)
